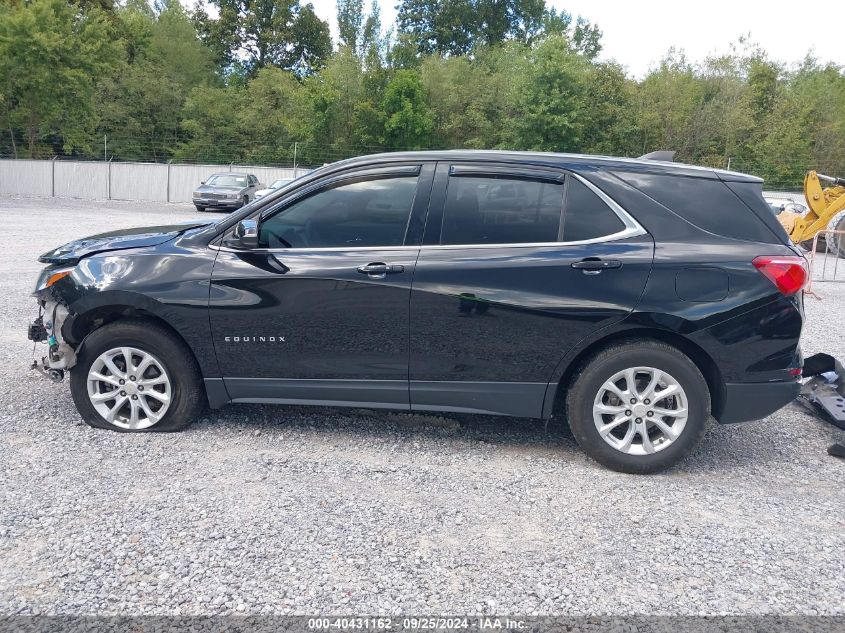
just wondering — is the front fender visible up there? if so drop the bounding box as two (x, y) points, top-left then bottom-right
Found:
(46, 243), (220, 378)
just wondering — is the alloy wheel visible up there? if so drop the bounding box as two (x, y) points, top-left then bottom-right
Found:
(592, 366), (688, 455)
(86, 346), (172, 429)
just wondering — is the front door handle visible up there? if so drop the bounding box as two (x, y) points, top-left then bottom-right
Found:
(357, 263), (405, 279)
(571, 258), (622, 274)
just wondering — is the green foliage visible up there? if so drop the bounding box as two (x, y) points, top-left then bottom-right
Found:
(96, 0), (217, 161)
(2, 0), (844, 190)
(514, 37), (589, 151)
(194, 0), (331, 76)
(336, 0), (363, 50)
(395, 0), (599, 58)
(381, 70), (432, 148)
(0, 0), (121, 157)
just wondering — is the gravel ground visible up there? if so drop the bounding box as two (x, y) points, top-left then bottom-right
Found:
(0, 196), (843, 617)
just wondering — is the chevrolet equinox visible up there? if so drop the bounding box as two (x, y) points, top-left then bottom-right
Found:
(29, 151), (807, 473)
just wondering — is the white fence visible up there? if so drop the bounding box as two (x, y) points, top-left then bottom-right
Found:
(0, 159), (307, 203)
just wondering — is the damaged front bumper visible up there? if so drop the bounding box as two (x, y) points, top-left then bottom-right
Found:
(28, 298), (76, 381)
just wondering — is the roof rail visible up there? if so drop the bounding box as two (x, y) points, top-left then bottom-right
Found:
(639, 150), (676, 162)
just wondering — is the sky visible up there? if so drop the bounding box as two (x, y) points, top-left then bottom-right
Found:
(305, 0), (844, 77)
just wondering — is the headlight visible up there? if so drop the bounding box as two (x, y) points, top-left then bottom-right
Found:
(227, 193), (239, 199)
(35, 266), (74, 292)
(192, 191), (201, 198)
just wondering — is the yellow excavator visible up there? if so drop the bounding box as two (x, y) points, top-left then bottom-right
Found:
(778, 171), (845, 258)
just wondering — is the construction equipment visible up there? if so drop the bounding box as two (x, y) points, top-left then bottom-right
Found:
(778, 171), (845, 257)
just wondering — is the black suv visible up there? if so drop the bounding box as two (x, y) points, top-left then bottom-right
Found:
(30, 151), (807, 473)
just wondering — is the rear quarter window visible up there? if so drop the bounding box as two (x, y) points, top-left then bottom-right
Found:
(613, 171), (783, 244)
(723, 181), (791, 244)
(563, 177), (625, 241)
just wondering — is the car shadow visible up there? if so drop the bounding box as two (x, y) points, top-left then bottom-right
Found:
(200, 402), (580, 455)
(193, 401), (840, 476)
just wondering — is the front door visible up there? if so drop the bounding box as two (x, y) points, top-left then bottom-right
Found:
(408, 163), (655, 417)
(209, 163), (434, 408)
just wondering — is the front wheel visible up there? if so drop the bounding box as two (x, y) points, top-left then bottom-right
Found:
(195, 204), (206, 212)
(566, 340), (710, 474)
(70, 319), (205, 432)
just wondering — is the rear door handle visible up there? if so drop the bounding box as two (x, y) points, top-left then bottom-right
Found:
(571, 258), (622, 274)
(357, 263), (405, 278)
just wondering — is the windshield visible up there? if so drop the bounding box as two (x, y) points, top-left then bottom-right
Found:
(270, 179), (291, 189)
(206, 175), (247, 187)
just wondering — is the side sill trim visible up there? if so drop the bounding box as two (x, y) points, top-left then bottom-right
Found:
(223, 377), (409, 407)
(230, 398), (410, 411)
(410, 381), (546, 418)
(213, 378), (548, 419)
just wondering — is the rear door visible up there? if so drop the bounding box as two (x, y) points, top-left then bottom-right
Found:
(408, 162), (655, 417)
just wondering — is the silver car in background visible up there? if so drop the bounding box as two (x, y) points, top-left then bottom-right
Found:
(192, 173), (262, 212)
(253, 178), (293, 200)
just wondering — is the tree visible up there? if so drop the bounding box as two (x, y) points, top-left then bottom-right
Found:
(395, 0), (599, 58)
(788, 58), (845, 176)
(237, 67), (307, 163)
(194, 0), (331, 76)
(0, 0), (121, 157)
(302, 47), (364, 155)
(96, 0), (217, 161)
(580, 62), (638, 155)
(381, 70), (432, 148)
(175, 84), (244, 163)
(634, 50), (704, 158)
(515, 36), (589, 151)
(336, 0), (363, 50)
(288, 3), (332, 75)
(571, 16), (602, 59)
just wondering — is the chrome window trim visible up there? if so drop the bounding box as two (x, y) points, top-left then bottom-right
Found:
(418, 225), (644, 250)
(571, 172), (643, 234)
(212, 171), (647, 254)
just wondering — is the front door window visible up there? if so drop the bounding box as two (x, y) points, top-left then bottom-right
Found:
(259, 176), (419, 249)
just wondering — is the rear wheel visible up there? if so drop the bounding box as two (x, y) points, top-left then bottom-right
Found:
(566, 340), (710, 473)
(70, 319), (204, 432)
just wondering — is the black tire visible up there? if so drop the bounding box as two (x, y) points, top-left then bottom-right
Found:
(826, 211), (845, 259)
(69, 319), (205, 432)
(195, 204), (206, 212)
(242, 195), (249, 207)
(566, 340), (710, 474)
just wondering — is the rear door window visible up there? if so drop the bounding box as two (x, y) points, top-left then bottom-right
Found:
(440, 175), (564, 245)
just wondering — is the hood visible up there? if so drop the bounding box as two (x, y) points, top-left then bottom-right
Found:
(38, 221), (211, 266)
(197, 184), (245, 193)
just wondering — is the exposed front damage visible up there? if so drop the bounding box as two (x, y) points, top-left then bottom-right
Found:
(29, 298), (76, 381)
(27, 219), (213, 383)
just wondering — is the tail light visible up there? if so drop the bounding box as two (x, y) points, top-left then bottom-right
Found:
(752, 255), (808, 295)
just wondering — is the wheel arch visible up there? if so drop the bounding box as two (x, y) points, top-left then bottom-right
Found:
(68, 304), (191, 361)
(546, 327), (725, 421)
(63, 291), (217, 378)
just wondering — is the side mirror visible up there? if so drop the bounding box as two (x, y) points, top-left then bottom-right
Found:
(232, 219), (259, 249)
(201, 180), (205, 184)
